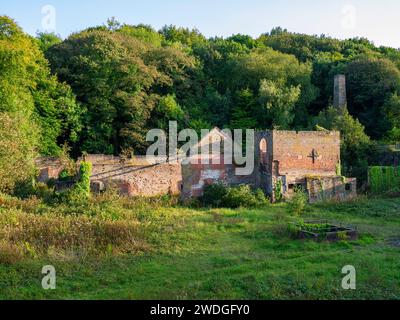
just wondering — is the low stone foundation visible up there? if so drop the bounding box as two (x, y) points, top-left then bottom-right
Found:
(306, 176), (357, 203)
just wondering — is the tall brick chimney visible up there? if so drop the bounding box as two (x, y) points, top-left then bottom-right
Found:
(333, 74), (347, 108)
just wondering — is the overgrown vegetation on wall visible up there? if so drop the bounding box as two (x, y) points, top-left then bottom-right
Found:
(368, 166), (400, 194)
(75, 162), (92, 198)
(62, 161), (92, 203)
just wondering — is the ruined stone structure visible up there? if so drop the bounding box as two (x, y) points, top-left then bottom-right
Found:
(36, 154), (183, 197)
(86, 155), (184, 196)
(180, 128), (254, 198)
(36, 157), (64, 182)
(36, 129), (357, 203)
(255, 130), (356, 202)
(333, 74), (347, 108)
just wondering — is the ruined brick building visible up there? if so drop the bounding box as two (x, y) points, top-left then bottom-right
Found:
(36, 128), (356, 203)
(36, 75), (357, 203)
(179, 128), (356, 202)
(254, 130), (356, 202)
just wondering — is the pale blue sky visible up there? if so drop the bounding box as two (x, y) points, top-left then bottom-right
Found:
(2, 0), (400, 48)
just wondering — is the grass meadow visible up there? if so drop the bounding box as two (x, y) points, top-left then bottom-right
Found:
(0, 191), (399, 300)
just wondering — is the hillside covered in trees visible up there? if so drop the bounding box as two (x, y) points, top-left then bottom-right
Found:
(1, 16), (400, 192)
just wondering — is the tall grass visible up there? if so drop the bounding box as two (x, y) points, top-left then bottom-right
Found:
(0, 191), (179, 263)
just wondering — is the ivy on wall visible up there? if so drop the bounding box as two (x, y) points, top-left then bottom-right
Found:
(273, 180), (283, 202)
(368, 166), (400, 193)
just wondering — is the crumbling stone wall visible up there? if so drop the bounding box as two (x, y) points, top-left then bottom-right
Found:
(35, 157), (65, 182)
(35, 130), (356, 203)
(307, 177), (357, 203)
(181, 155), (255, 198)
(83, 155), (182, 197)
(253, 130), (355, 202)
(37, 155), (182, 197)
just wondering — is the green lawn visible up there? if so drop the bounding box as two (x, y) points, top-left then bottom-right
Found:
(0, 195), (399, 299)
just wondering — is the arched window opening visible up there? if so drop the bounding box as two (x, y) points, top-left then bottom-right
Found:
(259, 138), (268, 164)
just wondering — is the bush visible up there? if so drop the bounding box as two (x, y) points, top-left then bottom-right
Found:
(287, 186), (308, 216)
(12, 179), (37, 199)
(58, 143), (77, 177)
(61, 161), (92, 204)
(273, 180), (283, 202)
(254, 188), (270, 205)
(13, 180), (56, 203)
(58, 169), (72, 182)
(202, 183), (228, 207)
(223, 185), (259, 208)
(202, 183), (269, 208)
(77, 162), (92, 197)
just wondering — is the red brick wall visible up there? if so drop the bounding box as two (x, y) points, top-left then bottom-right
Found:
(87, 156), (183, 197)
(272, 131), (340, 179)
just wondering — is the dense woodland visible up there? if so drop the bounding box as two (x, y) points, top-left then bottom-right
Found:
(1, 16), (400, 193)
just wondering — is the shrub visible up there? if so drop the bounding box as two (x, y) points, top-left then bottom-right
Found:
(287, 186), (308, 216)
(254, 188), (270, 205)
(202, 183), (228, 207)
(12, 180), (55, 203)
(77, 162), (92, 197)
(61, 161), (92, 204)
(273, 180), (283, 202)
(58, 169), (72, 182)
(33, 182), (56, 203)
(12, 179), (37, 199)
(202, 183), (269, 208)
(58, 143), (77, 177)
(287, 222), (301, 239)
(46, 178), (57, 189)
(223, 185), (259, 208)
